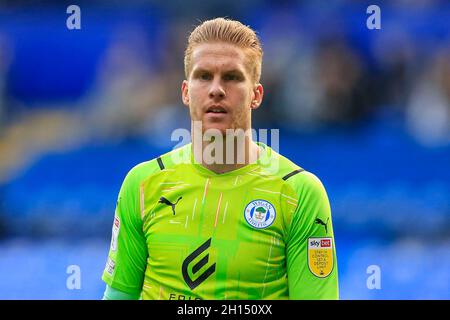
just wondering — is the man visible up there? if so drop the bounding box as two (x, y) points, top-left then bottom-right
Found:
(102, 18), (338, 300)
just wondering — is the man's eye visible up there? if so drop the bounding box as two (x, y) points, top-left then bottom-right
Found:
(225, 74), (243, 81)
(224, 74), (238, 81)
(200, 73), (211, 80)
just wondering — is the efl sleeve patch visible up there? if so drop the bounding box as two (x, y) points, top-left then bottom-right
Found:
(307, 237), (334, 278)
(110, 215), (120, 252)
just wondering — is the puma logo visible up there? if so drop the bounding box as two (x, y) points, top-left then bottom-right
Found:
(314, 217), (329, 234)
(159, 196), (183, 215)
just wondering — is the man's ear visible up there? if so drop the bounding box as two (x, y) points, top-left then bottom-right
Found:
(181, 80), (189, 107)
(251, 83), (264, 110)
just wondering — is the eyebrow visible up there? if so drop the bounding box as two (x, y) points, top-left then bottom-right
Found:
(192, 67), (246, 78)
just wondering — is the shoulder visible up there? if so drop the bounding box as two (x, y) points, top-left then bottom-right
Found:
(123, 143), (191, 188)
(262, 146), (327, 197)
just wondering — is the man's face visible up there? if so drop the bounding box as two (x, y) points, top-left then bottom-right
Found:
(182, 42), (263, 135)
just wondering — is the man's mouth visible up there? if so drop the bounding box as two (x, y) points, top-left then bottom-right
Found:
(206, 106), (227, 114)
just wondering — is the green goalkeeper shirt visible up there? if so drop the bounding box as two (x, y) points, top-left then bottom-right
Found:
(102, 142), (339, 299)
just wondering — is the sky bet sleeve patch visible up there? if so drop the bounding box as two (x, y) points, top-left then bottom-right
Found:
(307, 237), (334, 278)
(110, 215), (120, 252)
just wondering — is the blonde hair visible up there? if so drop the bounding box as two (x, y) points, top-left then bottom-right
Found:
(184, 17), (263, 83)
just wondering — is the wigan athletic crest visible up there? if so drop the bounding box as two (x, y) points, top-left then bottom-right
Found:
(244, 199), (276, 229)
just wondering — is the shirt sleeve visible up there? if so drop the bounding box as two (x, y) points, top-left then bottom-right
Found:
(102, 285), (140, 300)
(285, 171), (339, 299)
(101, 167), (148, 295)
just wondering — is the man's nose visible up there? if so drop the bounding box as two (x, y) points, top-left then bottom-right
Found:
(208, 78), (225, 99)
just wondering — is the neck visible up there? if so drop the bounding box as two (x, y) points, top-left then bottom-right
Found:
(192, 132), (260, 174)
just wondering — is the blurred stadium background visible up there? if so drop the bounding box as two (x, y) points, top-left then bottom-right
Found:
(0, 0), (449, 299)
